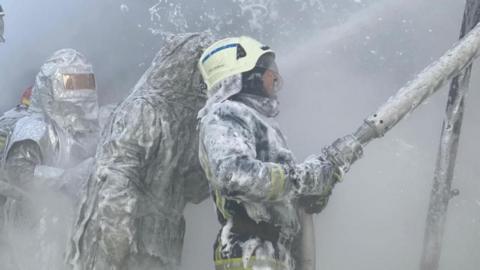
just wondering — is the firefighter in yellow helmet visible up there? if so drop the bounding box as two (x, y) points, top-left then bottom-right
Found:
(197, 36), (363, 270)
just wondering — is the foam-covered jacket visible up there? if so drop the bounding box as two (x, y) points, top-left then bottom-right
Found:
(199, 93), (340, 269)
(68, 33), (213, 270)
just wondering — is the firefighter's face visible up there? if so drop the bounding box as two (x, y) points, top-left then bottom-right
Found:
(262, 69), (283, 97)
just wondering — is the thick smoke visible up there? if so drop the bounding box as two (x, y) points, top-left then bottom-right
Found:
(1, 0), (479, 270)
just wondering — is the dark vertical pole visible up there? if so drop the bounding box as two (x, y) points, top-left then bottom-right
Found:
(0, 5), (4, 43)
(420, 1), (480, 269)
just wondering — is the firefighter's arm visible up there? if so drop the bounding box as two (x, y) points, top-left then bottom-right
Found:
(4, 140), (42, 189)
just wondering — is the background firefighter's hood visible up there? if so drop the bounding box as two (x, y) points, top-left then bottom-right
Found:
(128, 32), (215, 107)
(30, 49), (96, 115)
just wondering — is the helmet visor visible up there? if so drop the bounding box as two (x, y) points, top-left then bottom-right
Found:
(256, 53), (278, 71)
(62, 73), (96, 91)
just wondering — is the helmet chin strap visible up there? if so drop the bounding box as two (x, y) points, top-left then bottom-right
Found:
(241, 69), (270, 98)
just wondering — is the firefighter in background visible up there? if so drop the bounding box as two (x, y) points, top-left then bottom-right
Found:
(2, 49), (100, 270)
(0, 86), (33, 160)
(0, 86), (33, 196)
(0, 86), (32, 270)
(68, 33), (214, 270)
(0, 86), (33, 224)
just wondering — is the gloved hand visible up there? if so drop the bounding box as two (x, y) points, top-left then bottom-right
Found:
(298, 194), (331, 214)
(60, 158), (95, 199)
(323, 134), (363, 175)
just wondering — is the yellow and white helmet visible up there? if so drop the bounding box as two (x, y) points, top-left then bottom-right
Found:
(198, 36), (275, 91)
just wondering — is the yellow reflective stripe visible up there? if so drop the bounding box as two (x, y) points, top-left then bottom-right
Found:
(268, 164), (286, 200)
(214, 189), (231, 219)
(199, 150), (213, 180)
(202, 145), (232, 220)
(0, 135), (6, 149)
(215, 241), (222, 261)
(214, 257), (287, 270)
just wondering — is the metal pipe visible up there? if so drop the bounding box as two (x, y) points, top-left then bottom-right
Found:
(353, 20), (480, 145)
(298, 208), (316, 270)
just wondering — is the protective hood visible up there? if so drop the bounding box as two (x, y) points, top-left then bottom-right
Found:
(197, 74), (242, 118)
(30, 49), (99, 136)
(128, 32), (215, 107)
(232, 93), (280, 117)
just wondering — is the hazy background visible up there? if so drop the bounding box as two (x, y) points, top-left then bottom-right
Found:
(1, 0), (479, 270)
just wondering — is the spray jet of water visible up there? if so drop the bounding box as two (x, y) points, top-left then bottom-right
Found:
(279, 0), (407, 71)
